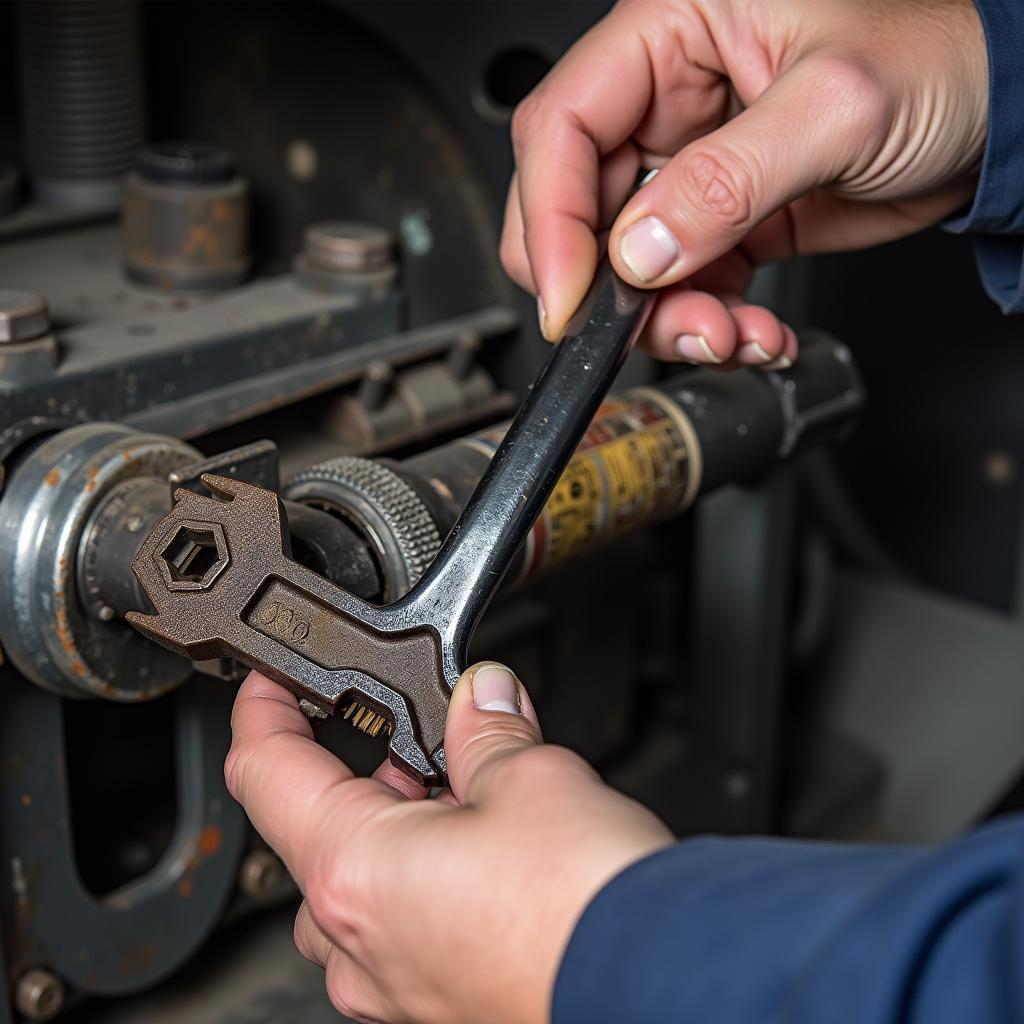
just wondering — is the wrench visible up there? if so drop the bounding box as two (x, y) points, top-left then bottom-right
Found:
(127, 259), (654, 785)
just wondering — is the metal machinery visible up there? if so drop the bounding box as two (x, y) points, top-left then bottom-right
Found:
(0, 2), (1022, 1022)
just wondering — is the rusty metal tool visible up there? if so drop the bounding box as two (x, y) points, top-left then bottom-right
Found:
(127, 258), (654, 785)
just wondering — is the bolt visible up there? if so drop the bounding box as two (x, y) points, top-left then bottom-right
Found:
(98, 604), (115, 622)
(303, 221), (394, 274)
(239, 848), (287, 900)
(0, 288), (50, 344)
(14, 968), (65, 1021)
(125, 514), (144, 533)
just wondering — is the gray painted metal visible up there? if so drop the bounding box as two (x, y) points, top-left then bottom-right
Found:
(0, 674), (246, 995)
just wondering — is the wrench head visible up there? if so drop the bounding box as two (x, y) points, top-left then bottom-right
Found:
(127, 474), (448, 786)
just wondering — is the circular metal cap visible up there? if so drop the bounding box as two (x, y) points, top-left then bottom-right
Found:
(0, 288), (49, 343)
(303, 221), (394, 272)
(137, 142), (238, 186)
(285, 456), (441, 602)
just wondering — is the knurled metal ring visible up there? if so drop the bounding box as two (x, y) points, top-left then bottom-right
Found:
(284, 456), (441, 602)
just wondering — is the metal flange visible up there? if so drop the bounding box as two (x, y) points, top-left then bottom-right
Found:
(0, 422), (200, 699)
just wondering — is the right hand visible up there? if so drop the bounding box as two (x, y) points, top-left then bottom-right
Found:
(501, 0), (989, 366)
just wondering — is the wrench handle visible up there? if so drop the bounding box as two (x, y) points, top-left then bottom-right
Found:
(403, 258), (654, 660)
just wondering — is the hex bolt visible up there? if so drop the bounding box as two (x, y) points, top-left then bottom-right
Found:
(0, 288), (50, 344)
(14, 968), (65, 1022)
(238, 848), (287, 900)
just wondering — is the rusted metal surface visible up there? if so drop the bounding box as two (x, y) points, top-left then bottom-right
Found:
(122, 144), (250, 294)
(128, 260), (653, 784)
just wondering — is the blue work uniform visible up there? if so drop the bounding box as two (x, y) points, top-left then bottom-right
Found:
(553, 2), (1024, 1019)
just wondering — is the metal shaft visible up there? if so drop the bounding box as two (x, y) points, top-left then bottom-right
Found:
(396, 259), (652, 664)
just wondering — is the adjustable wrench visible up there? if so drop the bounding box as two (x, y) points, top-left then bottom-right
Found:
(128, 259), (654, 785)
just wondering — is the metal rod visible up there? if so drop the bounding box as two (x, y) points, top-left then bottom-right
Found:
(400, 259), (653, 657)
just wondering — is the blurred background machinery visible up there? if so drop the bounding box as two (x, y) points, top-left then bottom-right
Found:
(0, 2), (1022, 1021)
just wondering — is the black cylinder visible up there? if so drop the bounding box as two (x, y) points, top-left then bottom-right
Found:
(16, 0), (145, 207)
(289, 332), (864, 590)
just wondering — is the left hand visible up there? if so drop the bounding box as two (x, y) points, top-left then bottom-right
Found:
(225, 662), (672, 1024)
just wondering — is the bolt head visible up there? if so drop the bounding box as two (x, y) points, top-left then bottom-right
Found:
(0, 288), (50, 343)
(302, 221), (393, 273)
(15, 969), (65, 1021)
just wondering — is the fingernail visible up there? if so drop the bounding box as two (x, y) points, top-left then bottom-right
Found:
(674, 333), (721, 364)
(537, 295), (548, 339)
(619, 216), (680, 282)
(737, 342), (776, 366)
(472, 663), (521, 715)
(762, 355), (793, 371)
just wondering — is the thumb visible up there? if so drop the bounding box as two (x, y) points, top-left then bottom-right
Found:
(443, 661), (543, 805)
(609, 55), (889, 286)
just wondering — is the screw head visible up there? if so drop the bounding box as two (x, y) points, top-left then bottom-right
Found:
(0, 289), (50, 344)
(14, 968), (65, 1021)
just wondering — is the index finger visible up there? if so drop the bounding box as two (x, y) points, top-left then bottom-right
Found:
(226, 672), (401, 887)
(511, 10), (653, 339)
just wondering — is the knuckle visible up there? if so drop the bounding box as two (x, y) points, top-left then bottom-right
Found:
(677, 150), (756, 233)
(305, 872), (358, 950)
(510, 93), (543, 146)
(462, 719), (541, 768)
(223, 744), (247, 802)
(809, 56), (890, 137)
(306, 853), (360, 945)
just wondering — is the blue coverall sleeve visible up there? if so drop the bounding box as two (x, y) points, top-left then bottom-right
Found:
(552, 817), (1024, 1023)
(943, 0), (1024, 313)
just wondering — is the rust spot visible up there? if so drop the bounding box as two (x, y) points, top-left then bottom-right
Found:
(176, 824), (223, 899)
(199, 824), (222, 857)
(45, 468), (61, 487)
(54, 604), (88, 676)
(86, 463), (100, 494)
(20, 794), (31, 807)
(210, 199), (235, 224)
(183, 224), (221, 261)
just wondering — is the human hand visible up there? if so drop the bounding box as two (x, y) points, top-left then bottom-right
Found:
(501, 0), (988, 367)
(225, 663), (672, 1024)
